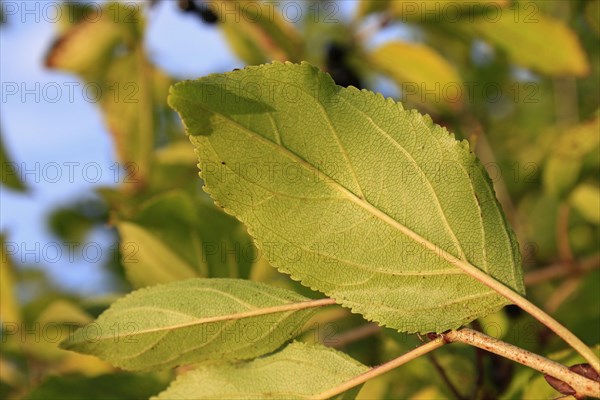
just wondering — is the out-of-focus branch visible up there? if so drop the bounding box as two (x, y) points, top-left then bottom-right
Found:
(524, 253), (600, 286)
(326, 323), (381, 349)
(556, 203), (575, 264)
(443, 329), (600, 398)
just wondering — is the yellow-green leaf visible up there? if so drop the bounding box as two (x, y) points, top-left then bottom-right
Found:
(570, 183), (600, 224)
(168, 62), (525, 334)
(464, 7), (589, 76)
(212, 0), (303, 64)
(0, 235), (21, 325)
(0, 134), (26, 192)
(154, 342), (368, 399)
(543, 116), (600, 198)
(117, 221), (199, 287)
(369, 41), (464, 113)
(117, 190), (258, 287)
(60, 279), (322, 371)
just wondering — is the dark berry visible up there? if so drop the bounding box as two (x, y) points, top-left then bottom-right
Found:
(178, 0), (197, 12)
(197, 5), (218, 24)
(325, 42), (361, 88)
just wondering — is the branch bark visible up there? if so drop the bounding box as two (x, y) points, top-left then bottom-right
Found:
(311, 337), (447, 399)
(443, 328), (600, 398)
(313, 328), (600, 399)
(524, 253), (600, 286)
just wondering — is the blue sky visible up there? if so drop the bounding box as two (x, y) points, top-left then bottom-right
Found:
(0, 0), (412, 295)
(0, 1), (244, 294)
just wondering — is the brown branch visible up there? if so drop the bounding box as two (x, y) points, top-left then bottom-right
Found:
(443, 329), (600, 398)
(545, 277), (582, 313)
(325, 323), (381, 349)
(556, 203), (575, 265)
(524, 254), (600, 286)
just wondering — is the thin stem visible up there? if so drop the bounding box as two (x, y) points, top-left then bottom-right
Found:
(442, 254), (600, 373)
(469, 320), (486, 399)
(524, 253), (600, 286)
(441, 114), (595, 369)
(444, 329), (600, 398)
(326, 323), (381, 349)
(544, 277), (581, 313)
(310, 337), (447, 400)
(427, 352), (465, 400)
(557, 203), (574, 264)
(84, 297), (338, 341)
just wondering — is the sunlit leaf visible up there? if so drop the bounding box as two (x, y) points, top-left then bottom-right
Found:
(46, 2), (158, 184)
(155, 141), (198, 166)
(211, 0), (303, 64)
(61, 279), (322, 371)
(44, 18), (122, 77)
(168, 62), (524, 334)
(569, 183), (600, 224)
(369, 41), (464, 113)
(0, 235), (21, 325)
(154, 342), (368, 399)
(357, 0), (509, 19)
(0, 357), (24, 388)
(461, 6), (589, 76)
(543, 116), (600, 198)
(36, 300), (92, 327)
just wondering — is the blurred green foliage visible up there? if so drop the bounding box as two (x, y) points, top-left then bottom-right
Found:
(1, 1), (598, 399)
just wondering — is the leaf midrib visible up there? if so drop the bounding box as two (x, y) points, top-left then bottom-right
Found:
(180, 96), (493, 284)
(69, 298), (334, 342)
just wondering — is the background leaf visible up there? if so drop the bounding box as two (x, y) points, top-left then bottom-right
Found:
(154, 342), (368, 400)
(460, 6), (589, 76)
(569, 183), (600, 225)
(25, 373), (168, 400)
(543, 115), (600, 199)
(1, 235), (21, 325)
(369, 41), (464, 113)
(168, 62), (524, 334)
(0, 134), (26, 192)
(116, 190), (258, 288)
(211, 0), (304, 65)
(61, 278), (321, 371)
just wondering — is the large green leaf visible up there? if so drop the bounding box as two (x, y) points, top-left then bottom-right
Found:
(60, 279), (322, 371)
(154, 342), (368, 399)
(168, 62), (524, 334)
